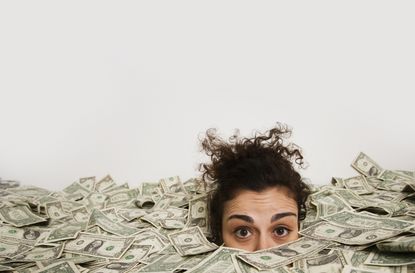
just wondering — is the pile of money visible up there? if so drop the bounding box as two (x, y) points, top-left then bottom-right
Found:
(0, 152), (415, 273)
(0, 178), (19, 190)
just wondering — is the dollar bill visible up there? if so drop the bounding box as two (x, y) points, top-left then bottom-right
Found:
(236, 237), (331, 270)
(377, 170), (414, 182)
(160, 176), (187, 194)
(364, 250), (415, 266)
(71, 206), (90, 223)
(0, 225), (47, 245)
(164, 193), (190, 208)
(118, 243), (152, 263)
(343, 176), (374, 195)
(299, 221), (402, 245)
(160, 218), (187, 229)
(0, 205), (47, 227)
(45, 222), (84, 243)
(83, 192), (108, 210)
(351, 152), (384, 177)
(186, 194), (210, 235)
(0, 179), (19, 189)
(106, 189), (138, 208)
(12, 244), (64, 261)
(36, 256), (97, 268)
(87, 209), (140, 236)
(376, 234), (415, 252)
(151, 194), (173, 211)
(168, 226), (218, 256)
(310, 190), (353, 217)
(293, 250), (346, 273)
(231, 254), (292, 273)
(34, 261), (80, 273)
(140, 182), (160, 196)
(142, 207), (188, 228)
(187, 247), (241, 273)
(78, 176), (96, 192)
(135, 195), (155, 209)
(117, 208), (147, 222)
(45, 201), (70, 219)
(63, 182), (91, 198)
(0, 239), (33, 259)
(64, 232), (134, 259)
(183, 178), (206, 194)
(0, 265), (14, 271)
(94, 175), (116, 192)
(333, 189), (368, 208)
(332, 177), (346, 188)
(139, 251), (189, 272)
(341, 265), (379, 273)
(7, 185), (50, 198)
(87, 262), (136, 272)
(374, 179), (414, 192)
(103, 182), (130, 194)
(322, 210), (414, 230)
(175, 253), (211, 271)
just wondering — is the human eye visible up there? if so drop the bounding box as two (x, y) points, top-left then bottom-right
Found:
(234, 227), (252, 239)
(273, 226), (290, 237)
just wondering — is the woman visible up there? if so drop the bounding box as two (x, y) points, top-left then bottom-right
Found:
(200, 123), (311, 252)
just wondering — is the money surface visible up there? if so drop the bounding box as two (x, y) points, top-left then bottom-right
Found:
(299, 221), (401, 245)
(64, 232), (134, 259)
(0, 151), (414, 272)
(168, 226), (218, 256)
(0, 205), (47, 227)
(237, 237), (331, 270)
(351, 152), (384, 177)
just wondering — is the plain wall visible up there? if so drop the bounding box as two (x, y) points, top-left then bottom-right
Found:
(1, 1), (414, 191)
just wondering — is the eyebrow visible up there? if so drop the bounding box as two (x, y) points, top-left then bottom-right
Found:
(227, 212), (297, 223)
(271, 212), (297, 222)
(227, 214), (254, 223)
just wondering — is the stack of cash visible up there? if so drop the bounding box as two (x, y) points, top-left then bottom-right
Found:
(0, 152), (415, 273)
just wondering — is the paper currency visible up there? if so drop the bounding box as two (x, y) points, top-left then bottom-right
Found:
(376, 234), (415, 252)
(364, 250), (415, 266)
(187, 247), (242, 273)
(237, 238), (331, 270)
(88, 209), (140, 236)
(321, 211), (414, 230)
(0, 239), (33, 259)
(168, 226), (218, 256)
(0, 151), (414, 272)
(294, 250), (346, 273)
(300, 221), (402, 245)
(12, 244), (64, 261)
(0, 205), (47, 227)
(342, 176), (374, 195)
(0, 179), (19, 189)
(186, 194), (210, 235)
(34, 261), (80, 273)
(351, 152), (384, 177)
(64, 232), (134, 259)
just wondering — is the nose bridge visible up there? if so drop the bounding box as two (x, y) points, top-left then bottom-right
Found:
(256, 230), (273, 251)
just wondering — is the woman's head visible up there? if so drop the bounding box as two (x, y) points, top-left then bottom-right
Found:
(199, 123), (310, 251)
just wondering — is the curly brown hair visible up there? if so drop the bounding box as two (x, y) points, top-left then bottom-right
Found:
(199, 123), (311, 244)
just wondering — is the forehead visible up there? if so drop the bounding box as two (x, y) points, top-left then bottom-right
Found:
(223, 186), (298, 215)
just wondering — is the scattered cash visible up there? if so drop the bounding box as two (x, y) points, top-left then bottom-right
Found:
(237, 237), (331, 270)
(0, 152), (414, 272)
(0, 178), (19, 190)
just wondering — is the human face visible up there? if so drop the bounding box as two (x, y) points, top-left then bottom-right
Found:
(222, 187), (299, 252)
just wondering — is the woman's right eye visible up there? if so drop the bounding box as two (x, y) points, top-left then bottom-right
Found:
(234, 227), (252, 239)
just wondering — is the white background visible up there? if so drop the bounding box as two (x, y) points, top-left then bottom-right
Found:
(1, 1), (414, 191)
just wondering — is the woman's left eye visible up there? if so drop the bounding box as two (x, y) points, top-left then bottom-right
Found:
(273, 226), (289, 237)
